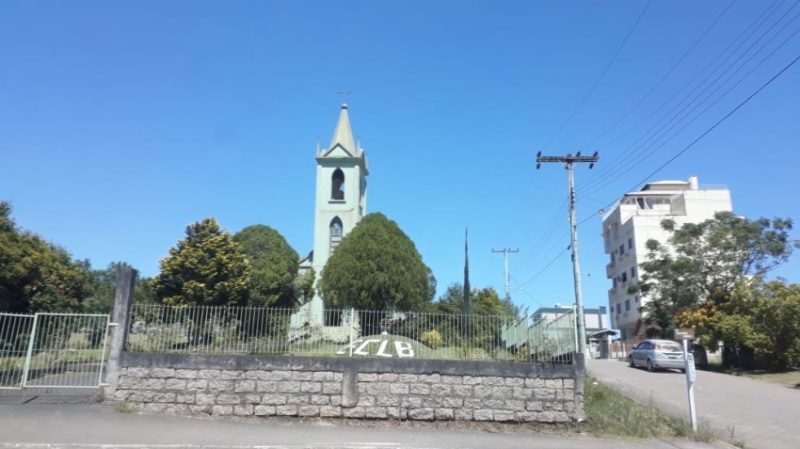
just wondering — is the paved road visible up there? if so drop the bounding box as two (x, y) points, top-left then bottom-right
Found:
(0, 403), (724, 449)
(589, 359), (800, 449)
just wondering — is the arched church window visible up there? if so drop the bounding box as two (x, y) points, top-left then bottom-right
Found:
(331, 168), (345, 200)
(330, 217), (343, 255)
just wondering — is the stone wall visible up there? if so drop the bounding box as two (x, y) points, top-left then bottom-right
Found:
(112, 352), (584, 423)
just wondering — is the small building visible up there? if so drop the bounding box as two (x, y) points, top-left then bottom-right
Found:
(531, 305), (608, 334)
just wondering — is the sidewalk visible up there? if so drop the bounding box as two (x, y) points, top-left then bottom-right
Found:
(0, 403), (725, 449)
(589, 359), (800, 449)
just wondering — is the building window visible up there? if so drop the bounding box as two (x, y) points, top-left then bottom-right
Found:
(331, 168), (345, 200)
(330, 217), (343, 254)
(621, 272), (627, 283)
(619, 244), (625, 255)
(612, 278), (617, 289)
(625, 299), (631, 311)
(630, 266), (636, 279)
(628, 238), (633, 250)
(616, 303), (621, 314)
(611, 252), (615, 264)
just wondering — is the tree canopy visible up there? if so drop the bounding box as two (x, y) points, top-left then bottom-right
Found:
(153, 218), (250, 307)
(319, 213), (434, 311)
(233, 225), (299, 307)
(0, 201), (94, 313)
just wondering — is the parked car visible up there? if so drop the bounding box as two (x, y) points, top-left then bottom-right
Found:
(628, 339), (685, 372)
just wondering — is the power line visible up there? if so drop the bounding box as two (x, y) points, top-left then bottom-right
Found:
(541, 0), (652, 149)
(515, 247), (570, 290)
(583, 0), (738, 150)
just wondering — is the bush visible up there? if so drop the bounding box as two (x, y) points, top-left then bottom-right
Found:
(420, 330), (443, 349)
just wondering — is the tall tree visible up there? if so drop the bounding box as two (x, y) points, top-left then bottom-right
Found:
(153, 218), (250, 307)
(319, 213), (434, 311)
(233, 225), (299, 307)
(0, 201), (94, 313)
(463, 228), (471, 315)
(630, 211), (796, 338)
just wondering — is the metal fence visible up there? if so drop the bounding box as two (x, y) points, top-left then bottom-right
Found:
(0, 313), (110, 389)
(127, 304), (578, 363)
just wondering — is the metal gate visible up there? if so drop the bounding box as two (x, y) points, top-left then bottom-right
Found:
(0, 313), (111, 389)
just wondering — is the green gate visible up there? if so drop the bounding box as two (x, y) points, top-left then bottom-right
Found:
(0, 313), (111, 389)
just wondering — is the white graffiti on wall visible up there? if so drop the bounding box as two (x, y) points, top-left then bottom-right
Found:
(336, 339), (415, 358)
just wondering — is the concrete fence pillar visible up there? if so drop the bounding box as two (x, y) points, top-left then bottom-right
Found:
(103, 265), (137, 397)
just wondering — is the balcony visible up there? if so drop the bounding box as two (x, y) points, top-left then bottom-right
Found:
(606, 263), (614, 278)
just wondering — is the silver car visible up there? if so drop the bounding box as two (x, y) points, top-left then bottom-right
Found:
(628, 339), (685, 372)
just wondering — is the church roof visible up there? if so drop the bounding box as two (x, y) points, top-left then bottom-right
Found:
(327, 103), (357, 156)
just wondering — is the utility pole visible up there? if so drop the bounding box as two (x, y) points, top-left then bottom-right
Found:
(536, 151), (598, 357)
(492, 248), (519, 299)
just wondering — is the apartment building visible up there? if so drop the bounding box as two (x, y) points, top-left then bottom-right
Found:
(602, 176), (732, 339)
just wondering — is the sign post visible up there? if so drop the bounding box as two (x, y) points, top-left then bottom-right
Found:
(676, 328), (697, 432)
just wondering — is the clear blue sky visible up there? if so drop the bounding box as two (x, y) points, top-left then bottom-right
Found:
(2, 1), (799, 314)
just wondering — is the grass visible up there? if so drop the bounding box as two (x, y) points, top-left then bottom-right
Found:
(0, 349), (103, 370)
(741, 370), (800, 389)
(113, 401), (137, 414)
(580, 377), (716, 442)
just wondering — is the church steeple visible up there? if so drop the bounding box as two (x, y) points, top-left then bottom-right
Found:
(327, 103), (357, 156)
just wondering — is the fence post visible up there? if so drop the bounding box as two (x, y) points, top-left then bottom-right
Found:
(20, 313), (39, 388)
(103, 265), (137, 397)
(348, 307), (355, 357)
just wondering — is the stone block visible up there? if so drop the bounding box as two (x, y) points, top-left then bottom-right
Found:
(301, 382), (321, 393)
(409, 383), (430, 395)
(207, 380), (234, 393)
(150, 368), (175, 378)
(312, 371), (335, 382)
(127, 391), (155, 403)
(473, 386), (493, 398)
(254, 405), (276, 416)
(195, 394), (216, 406)
(504, 377), (524, 387)
(408, 408), (434, 420)
(494, 410), (515, 422)
(235, 380), (256, 393)
(211, 406), (233, 416)
(401, 397), (422, 408)
(126, 368), (149, 378)
(473, 409), (494, 421)
(563, 379), (575, 389)
(417, 374), (440, 383)
(333, 373), (343, 382)
(176, 394), (196, 404)
(330, 396), (342, 406)
(153, 392), (176, 403)
(526, 400), (543, 411)
(267, 370), (292, 381)
(234, 405), (254, 416)
(545, 379), (563, 389)
(311, 395), (330, 405)
(165, 379), (187, 390)
(366, 383), (390, 396)
(215, 394), (241, 405)
(358, 373), (377, 382)
(186, 380), (208, 392)
(141, 379), (166, 390)
(256, 381), (278, 393)
(535, 389), (555, 400)
(504, 399), (525, 411)
(376, 395), (401, 407)
(440, 397), (463, 408)
(198, 369), (221, 379)
(463, 376), (482, 385)
(342, 407), (366, 418)
(243, 394), (261, 405)
(492, 386), (513, 399)
(142, 403), (166, 413)
(175, 369), (197, 379)
(515, 411), (537, 422)
(389, 383), (409, 395)
(278, 381), (301, 393)
(365, 407), (387, 419)
(512, 387), (532, 399)
(398, 374), (418, 383)
(356, 395), (376, 407)
(386, 407), (406, 419)
(564, 389), (575, 400)
(322, 382), (342, 394)
(287, 396), (310, 405)
(220, 370), (243, 380)
(377, 373), (398, 382)
(452, 385), (472, 397)
(188, 405), (211, 415)
(435, 408), (454, 420)
(261, 394), (287, 405)
(440, 375), (462, 385)
(525, 378), (545, 389)
(320, 406), (342, 417)
(298, 406), (320, 417)
(276, 405), (297, 416)
(291, 371), (312, 381)
(112, 390), (131, 401)
(244, 370), (264, 380)
(454, 409), (473, 421)
(431, 384), (451, 396)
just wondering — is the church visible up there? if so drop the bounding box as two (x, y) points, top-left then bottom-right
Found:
(291, 103), (368, 336)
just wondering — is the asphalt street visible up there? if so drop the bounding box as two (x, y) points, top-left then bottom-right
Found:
(0, 403), (727, 449)
(589, 359), (800, 449)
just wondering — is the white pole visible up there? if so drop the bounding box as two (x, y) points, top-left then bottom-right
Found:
(348, 308), (355, 357)
(683, 338), (698, 432)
